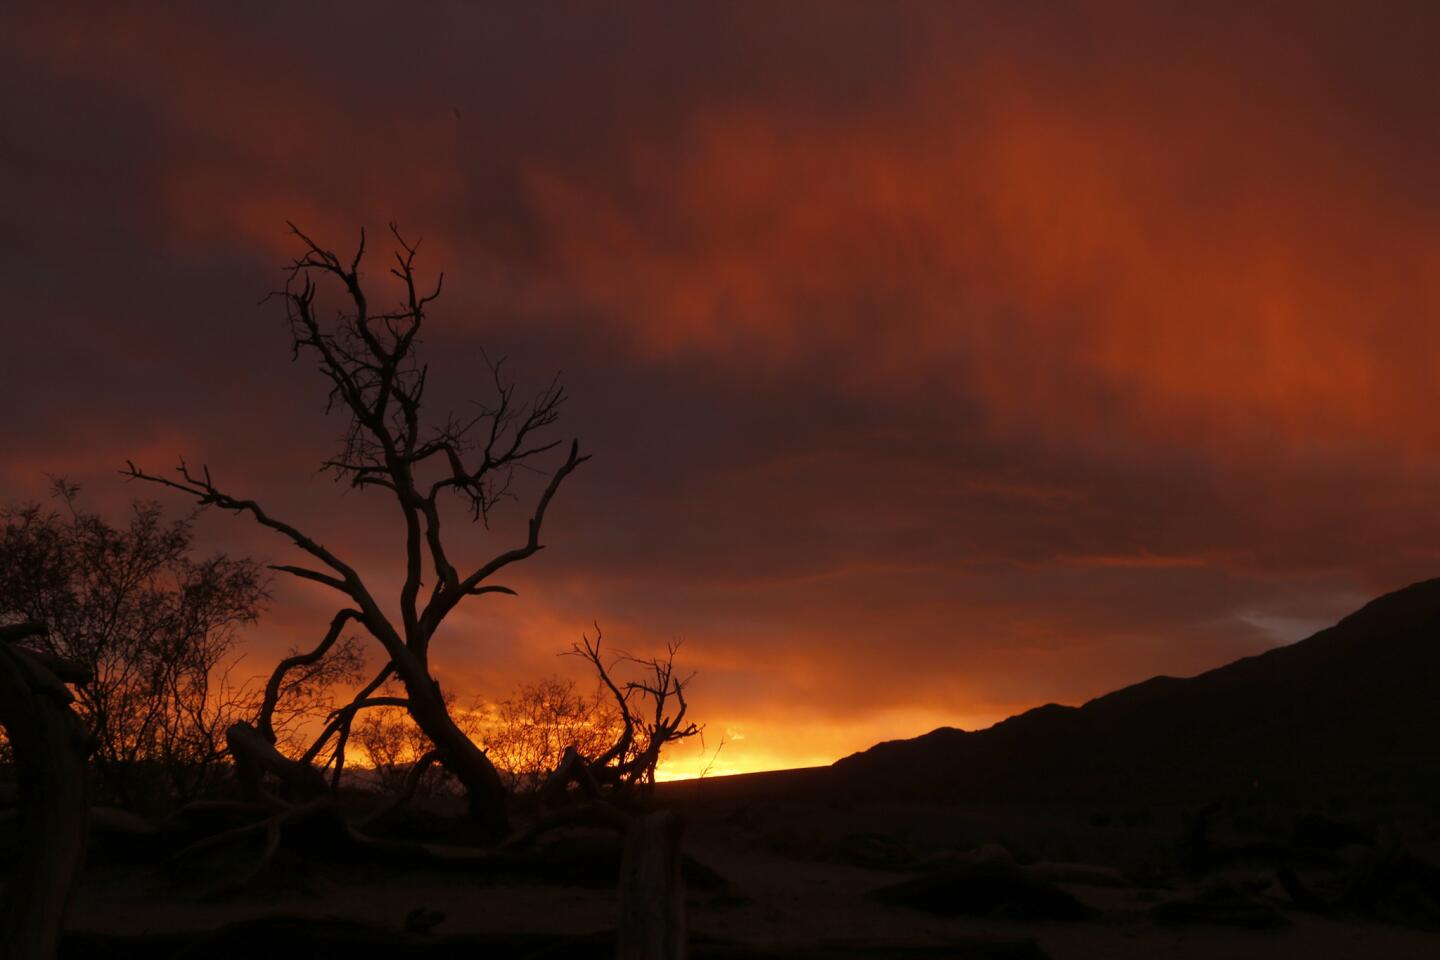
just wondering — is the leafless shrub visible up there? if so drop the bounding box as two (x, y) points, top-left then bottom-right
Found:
(481, 676), (624, 792)
(0, 481), (266, 808)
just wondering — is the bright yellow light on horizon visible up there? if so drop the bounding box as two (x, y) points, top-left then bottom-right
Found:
(650, 706), (1004, 781)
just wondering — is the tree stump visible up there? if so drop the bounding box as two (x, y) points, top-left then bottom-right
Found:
(0, 624), (92, 960)
(617, 810), (686, 960)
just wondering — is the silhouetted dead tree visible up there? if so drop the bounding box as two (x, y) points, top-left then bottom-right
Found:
(538, 630), (700, 808)
(126, 223), (587, 833)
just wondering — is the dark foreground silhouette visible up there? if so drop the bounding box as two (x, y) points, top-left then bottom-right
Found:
(10, 580), (1440, 959)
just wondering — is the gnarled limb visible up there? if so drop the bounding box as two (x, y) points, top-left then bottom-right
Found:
(300, 661), (396, 766)
(122, 462), (368, 606)
(225, 721), (327, 803)
(257, 608), (364, 742)
(538, 745), (606, 811)
(417, 439), (589, 646)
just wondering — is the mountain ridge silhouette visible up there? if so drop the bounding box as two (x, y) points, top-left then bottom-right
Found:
(827, 577), (1440, 804)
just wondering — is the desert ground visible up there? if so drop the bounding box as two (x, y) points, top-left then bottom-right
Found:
(50, 769), (1440, 959)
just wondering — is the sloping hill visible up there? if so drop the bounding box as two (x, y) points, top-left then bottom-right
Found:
(829, 578), (1440, 804)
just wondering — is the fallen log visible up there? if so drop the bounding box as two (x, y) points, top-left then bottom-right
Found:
(225, 721), (327, 803)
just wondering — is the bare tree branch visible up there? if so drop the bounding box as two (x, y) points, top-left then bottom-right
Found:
(256, 609), (363, 742)
(268, 564), (349, 593)
(121, 461), (365, 598)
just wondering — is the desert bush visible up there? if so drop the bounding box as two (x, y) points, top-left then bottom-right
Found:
(480, 676), (623, 792)
(0, 482), (266, 807)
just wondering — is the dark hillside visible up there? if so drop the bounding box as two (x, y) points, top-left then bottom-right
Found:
(826, 578), (1440, 804)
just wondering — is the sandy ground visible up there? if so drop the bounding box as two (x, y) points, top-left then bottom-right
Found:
(682, 834), (1439, 959)
(63, 798), (1440, 960)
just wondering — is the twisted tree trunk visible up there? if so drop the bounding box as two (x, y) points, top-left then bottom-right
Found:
(403, 676), (508, 833)
(0, 623), (91, 960)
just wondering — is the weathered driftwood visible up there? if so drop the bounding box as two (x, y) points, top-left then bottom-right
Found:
(537, 744), (606, 810)
(225, 720), (327, 802)
(617, 810), (686, 960)
(0, 622), (92, 960)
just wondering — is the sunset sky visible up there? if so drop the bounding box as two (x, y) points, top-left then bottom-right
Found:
(5, 2), (1440, 777)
